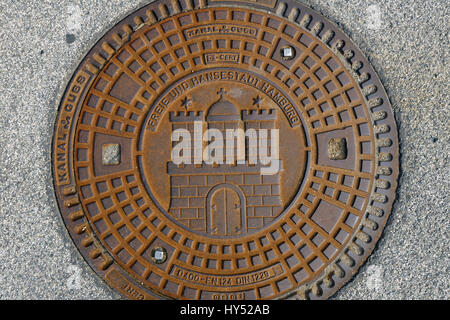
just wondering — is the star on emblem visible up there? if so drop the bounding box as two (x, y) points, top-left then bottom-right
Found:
(253, 95), (263, 108)
(217, 88), (227, 98)
(181, 96), (192, 110)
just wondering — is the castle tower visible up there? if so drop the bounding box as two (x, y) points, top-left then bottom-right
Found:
(206, 89), (243, 165)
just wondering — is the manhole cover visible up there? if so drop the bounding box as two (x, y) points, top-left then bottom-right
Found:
(52, 0), (398, 300)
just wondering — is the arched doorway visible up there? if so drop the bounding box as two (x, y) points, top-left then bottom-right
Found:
(206, 184), (246, 236)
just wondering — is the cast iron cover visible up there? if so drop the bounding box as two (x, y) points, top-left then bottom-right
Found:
(52, 0), (399, 300)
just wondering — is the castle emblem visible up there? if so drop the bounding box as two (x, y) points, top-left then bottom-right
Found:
(167, 89), (283, 236)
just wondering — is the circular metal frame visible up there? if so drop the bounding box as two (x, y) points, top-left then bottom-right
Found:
(52, 0), (399, 300)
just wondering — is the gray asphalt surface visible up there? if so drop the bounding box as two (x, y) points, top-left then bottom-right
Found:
(0, 0), (448, 299)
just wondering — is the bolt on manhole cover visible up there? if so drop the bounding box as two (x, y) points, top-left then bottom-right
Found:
(52, 0), (399, 300)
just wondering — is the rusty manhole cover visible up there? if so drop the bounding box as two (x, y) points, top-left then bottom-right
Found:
(52, 0), (398, 300)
